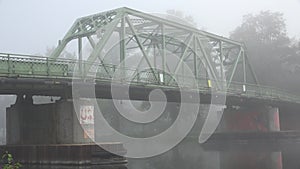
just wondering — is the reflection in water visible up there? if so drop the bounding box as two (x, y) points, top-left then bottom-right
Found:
(22, 165), (127, 169)
(19, 141), (300, 169)
(127, 138), (298, 169)
(22, 165), (85, 169)
(12, 137), (300, 169)
(128, 139), (219, 169)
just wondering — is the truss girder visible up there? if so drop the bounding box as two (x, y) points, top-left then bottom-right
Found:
(50, 7), (259, 90)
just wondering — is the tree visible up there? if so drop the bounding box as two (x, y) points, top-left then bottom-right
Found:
(281, 39), (300, 73)
(231, 11), (289, 48)
(230, 11), (300, 93)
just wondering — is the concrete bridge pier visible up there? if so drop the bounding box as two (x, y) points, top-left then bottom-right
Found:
(218, 105), (280, 132)
(215, 105), (282, 169)
(6, 95), (94, 145)
(5, 96), (127, 167)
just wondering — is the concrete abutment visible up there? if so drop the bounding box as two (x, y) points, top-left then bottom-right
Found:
(6, 95), (94, 145)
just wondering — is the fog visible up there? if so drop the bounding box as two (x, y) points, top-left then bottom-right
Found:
(0, 1), (300, 168)
(0, 0), (300, 54)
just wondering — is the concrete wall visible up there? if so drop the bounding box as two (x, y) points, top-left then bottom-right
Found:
(6, 98), (94, 145)
(56, 101), (73, 144)
(6, 103), (56, 144)
(217, 105), (280, 132)
(6, 104), (21, 144)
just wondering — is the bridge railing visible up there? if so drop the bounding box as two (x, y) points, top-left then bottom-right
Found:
(0, 53), (70, 77)
(1, 53), (300, 104)
(228, 82), (300, 103)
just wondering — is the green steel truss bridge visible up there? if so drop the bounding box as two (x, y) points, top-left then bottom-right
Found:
(0, 7), (299, 107)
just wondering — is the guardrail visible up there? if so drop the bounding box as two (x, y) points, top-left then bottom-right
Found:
(1, 53), (300, 104)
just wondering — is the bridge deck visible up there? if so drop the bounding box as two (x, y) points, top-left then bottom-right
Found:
(0, 53), (300, 107)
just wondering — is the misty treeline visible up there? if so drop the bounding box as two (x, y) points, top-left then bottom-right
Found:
(230, 11), (300, 94)
(167, 9), (300, 94)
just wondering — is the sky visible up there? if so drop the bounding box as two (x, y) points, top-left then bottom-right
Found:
(0, 0), (300, 55)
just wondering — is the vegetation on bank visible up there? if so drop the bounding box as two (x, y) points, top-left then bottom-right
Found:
(0, 151), (21, 169)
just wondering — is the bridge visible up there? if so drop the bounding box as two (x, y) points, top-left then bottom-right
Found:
(0, 7), (299, 106)
(1, 7), (300, 168)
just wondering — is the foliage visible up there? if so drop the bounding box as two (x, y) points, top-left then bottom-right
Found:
(230, 11), (300, 94)
(281, 39), (300, 73)
(231, 11), (289, 49)
(1, 151), (22, 169)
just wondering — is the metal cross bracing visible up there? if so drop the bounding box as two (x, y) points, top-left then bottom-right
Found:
(49, 7), (258, 89)
(0, 7), (299, 105)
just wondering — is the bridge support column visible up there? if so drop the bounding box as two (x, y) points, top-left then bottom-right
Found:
(217, 105), (280, 132)
(6, 96), (94, 145)
(216, 105), (282, 169)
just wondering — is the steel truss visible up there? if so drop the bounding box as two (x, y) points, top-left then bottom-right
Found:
(50, 7), (259, 91)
